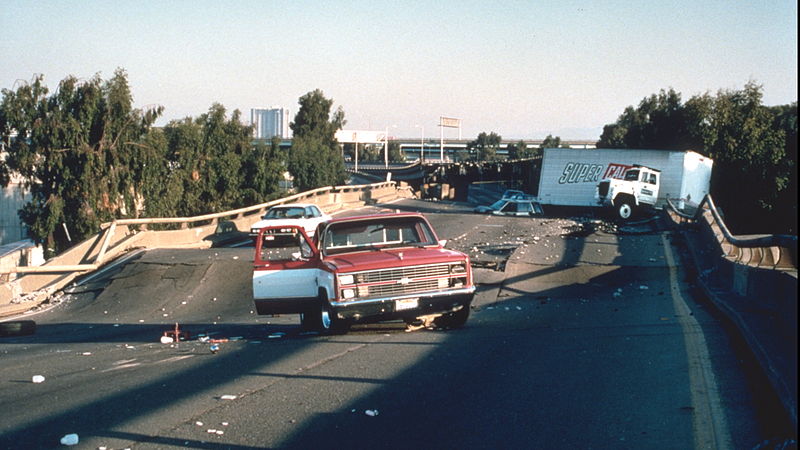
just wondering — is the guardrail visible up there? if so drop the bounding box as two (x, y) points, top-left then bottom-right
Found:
(0, 181), (412, 313)
(665, 195), (797, 431)
(666, 195), (797, 270)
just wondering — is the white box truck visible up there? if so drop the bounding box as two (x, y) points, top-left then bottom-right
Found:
(536, 148), (713, 214)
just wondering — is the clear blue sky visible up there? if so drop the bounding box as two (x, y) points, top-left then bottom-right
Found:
(2, 0), (797, 140)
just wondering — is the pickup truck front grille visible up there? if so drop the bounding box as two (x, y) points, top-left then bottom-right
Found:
(358, 264), (450, 283)
(338, 263), (468, 301)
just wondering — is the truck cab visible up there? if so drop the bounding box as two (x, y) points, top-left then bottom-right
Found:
(252, 212), (475, 334)
(596, 165), (660, 220)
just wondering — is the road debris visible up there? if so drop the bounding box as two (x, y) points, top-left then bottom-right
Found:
(59, 434), (79, 446)
(163, 323), (190, 342)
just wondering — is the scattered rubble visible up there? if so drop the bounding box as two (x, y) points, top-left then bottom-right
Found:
(59, 434), (79, 446)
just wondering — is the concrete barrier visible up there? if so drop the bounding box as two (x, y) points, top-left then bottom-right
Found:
(0, 181), (407, 315)
(665, 197), (798, 431)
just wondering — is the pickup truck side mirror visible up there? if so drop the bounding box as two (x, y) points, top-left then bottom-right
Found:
(438, 239), (448, 247)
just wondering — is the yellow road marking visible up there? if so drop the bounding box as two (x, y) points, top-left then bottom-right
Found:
(662, 234), (731, 450)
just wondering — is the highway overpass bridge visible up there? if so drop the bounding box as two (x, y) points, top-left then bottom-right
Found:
(261, 137), (597, 163)
(347, 158), (543, 198)
(0, 181), (796, 448)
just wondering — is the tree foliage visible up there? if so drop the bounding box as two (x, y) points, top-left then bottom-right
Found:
(597, 82), (796, 234)
(288, 89), (347, 191)
(0, 70), (162, 254)
(539, 134), (568, 149)
(347, 141), (404, 164)
(466, 131), (502, 161)
(507, 140), (539, 159)
(1, 71), (288, 255)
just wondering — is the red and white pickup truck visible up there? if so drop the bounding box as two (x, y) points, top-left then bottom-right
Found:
(252, 212), (475, 334)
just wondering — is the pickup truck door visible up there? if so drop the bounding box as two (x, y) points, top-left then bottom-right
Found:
(252, 226), (321, 314)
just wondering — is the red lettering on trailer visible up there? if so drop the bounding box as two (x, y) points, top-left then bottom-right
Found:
(603, 163), (632, 179)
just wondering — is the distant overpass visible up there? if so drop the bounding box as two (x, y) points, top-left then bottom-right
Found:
(256, 137), (597, 162)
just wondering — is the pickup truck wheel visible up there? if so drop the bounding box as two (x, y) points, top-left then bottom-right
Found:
(0, 320), (36, 337)
(615, 199), (634, 220)
(321, 300), (351, 335)
(433, 305), (470, 329)
(302, 294), (350, 334)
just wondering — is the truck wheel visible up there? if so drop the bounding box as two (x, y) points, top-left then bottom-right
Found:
(615, 198), (635, 220)
(433, 305), (470, 329)
(0, 320), (36, 337)
(301, 293), (350, 334)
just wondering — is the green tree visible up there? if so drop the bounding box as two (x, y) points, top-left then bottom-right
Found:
(0, 70), (162, 255)
(539, 134), (564, 149)
(467, 131), (502, 161)
(160, 103), (254, 216)
(288, 89), (347, 190)
(598, 88), (699, 150)
(241, 136), (286, 205)
(507, 140), (538, 159)
(387, 140), (405, 163)
(596, 81), (796, 233)
(702, 82), (789, 231)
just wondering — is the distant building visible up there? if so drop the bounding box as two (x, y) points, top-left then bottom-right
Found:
(251, 107), (290, 139)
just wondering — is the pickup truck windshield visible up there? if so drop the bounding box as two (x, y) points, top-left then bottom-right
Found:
(321, 217), (436, 255)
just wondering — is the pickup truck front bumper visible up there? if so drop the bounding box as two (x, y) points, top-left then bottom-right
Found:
(330, 287), (476, 322)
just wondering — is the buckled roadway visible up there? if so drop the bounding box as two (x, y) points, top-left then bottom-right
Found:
(0, 199), (789, 449)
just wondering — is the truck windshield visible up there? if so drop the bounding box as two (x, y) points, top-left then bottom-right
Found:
(624, 169), (640, 181)
(321, 217), (436, 255)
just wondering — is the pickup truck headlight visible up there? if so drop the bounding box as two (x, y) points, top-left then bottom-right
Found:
(342, 289), (356, 299)
(339, 274), (355, 285)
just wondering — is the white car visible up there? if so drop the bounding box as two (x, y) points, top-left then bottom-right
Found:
(249, 203), (331, 238)
(473, 197), (542, 216)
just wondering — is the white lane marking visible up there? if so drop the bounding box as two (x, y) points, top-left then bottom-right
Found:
(662, 234), (731, 450)
(155, 355), (195, 364)
(102, 362), (141, 373)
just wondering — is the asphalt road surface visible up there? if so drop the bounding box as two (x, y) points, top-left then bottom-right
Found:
(0, 199), (786, 449)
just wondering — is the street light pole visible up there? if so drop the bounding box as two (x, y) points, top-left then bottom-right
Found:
(415, 125), (424, 163)
(384, 126), (389, 168)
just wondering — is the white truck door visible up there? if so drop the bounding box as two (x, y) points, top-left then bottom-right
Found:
(638, 171), (659, 206)
(252, 226), (320, 310)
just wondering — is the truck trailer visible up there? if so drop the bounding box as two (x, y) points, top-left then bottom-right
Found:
(536, 148), (713, 210)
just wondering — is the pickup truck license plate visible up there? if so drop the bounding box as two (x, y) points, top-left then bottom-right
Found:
(395, 298), (418, 311)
